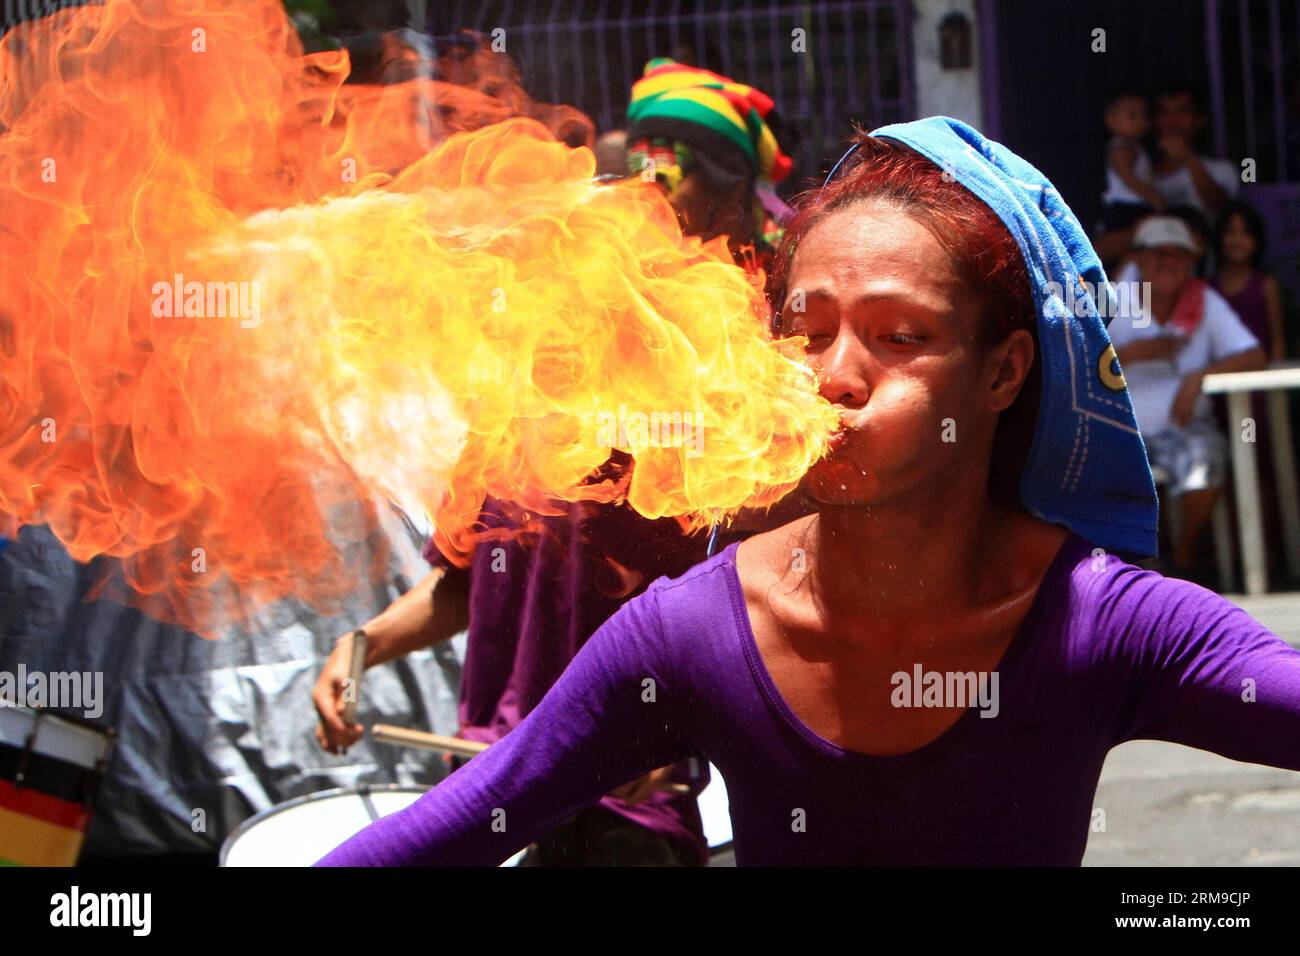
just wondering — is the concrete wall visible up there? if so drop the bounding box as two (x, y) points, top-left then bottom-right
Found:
(911, 0), (983, 129)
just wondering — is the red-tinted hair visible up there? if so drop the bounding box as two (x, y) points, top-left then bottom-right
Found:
(770, 132), (1040, 507)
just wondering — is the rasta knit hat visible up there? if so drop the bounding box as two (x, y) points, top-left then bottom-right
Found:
(626, 58), (794, 189)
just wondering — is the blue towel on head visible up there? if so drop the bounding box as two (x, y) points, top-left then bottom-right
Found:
(866, 117), (1158, 557)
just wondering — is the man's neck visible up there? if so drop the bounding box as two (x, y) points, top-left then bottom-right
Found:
(799, 487), (1009, 624)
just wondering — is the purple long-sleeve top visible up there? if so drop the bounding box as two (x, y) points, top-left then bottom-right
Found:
(424, 492), (713, 861)
(319, 528), (1300, 866)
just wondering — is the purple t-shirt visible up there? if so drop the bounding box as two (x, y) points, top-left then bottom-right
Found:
(1211, 272), (1273, 356)
(424, 493), (712, 862)
(321, 528), (1300, 865)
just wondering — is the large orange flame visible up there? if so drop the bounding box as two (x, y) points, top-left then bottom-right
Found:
(0, 0), (837, 635)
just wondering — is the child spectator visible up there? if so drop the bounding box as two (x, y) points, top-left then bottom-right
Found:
(1211, 201), (1286, 363)
(1208, 200), (1289, 575)
(1101, 92), (1164, 231)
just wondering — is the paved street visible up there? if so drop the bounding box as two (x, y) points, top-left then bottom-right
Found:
(1086, 740), (1300, 865)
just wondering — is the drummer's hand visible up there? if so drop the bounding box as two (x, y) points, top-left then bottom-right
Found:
(608, 765), (677, 805)
(312, 638), (364, 754)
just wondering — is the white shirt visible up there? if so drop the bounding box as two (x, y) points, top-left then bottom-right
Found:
(1106, 277), (1260, 435)
(1102, 137), (1155, 206)
(1151, 156), (1239, 218)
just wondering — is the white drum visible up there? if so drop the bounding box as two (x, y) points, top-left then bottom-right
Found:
(219, 784), (527, 867)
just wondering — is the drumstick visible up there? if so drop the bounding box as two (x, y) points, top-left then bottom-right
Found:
(371, 724), (487, 757)
(342, 628), (367, 727)
(368, 724), (691, 793)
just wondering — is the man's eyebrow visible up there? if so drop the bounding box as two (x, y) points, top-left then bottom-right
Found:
(847, 289), (948, 310)
(783, 287), (835, 303)
(783, 281), (957, 318)
(785, 287), (935, 305)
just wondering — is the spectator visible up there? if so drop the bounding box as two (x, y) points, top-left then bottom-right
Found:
(1109, 203), (1210, 288)
(1100, 91), (1164, 232)
(1150, 85), (1238, 222)
(1107, 216), (1267, 581)
(1209, 200), (1290, 569)
(1211, 201), (1286, 363)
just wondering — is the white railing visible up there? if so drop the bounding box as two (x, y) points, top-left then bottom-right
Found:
(1202, 360), (1300, 594)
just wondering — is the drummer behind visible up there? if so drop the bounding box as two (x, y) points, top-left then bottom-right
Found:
(314, 59), (797, 866)
(314, 490), (711, 866)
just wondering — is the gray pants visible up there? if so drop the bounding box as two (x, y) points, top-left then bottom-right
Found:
(1144, 417), (1228, 497)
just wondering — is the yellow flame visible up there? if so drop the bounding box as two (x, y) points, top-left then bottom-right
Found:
(0, 0), (837, 634)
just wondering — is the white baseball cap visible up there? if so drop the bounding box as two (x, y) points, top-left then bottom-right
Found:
(1132, 216), (1198, 253)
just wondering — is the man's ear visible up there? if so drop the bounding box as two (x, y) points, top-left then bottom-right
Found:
(987, 328), (1035, 413)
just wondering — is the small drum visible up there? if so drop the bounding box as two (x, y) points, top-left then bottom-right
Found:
(220, 784), (528, 867)
(0, 704), (114, 866)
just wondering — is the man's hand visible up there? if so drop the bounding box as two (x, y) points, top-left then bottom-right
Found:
(608, 765), (679, 805)
(1170, 372), (1205, 428)
(310, 567), (468, 755)
(313, 637), (365, 754)
(1158, 132), (1193, 163)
